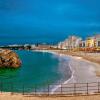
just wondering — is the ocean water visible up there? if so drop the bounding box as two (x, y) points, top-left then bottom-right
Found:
(0, 50), (71, 93)
(0, 37), (64, 46)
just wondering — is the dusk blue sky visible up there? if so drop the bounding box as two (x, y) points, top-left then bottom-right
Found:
(0, 0), (100, 44)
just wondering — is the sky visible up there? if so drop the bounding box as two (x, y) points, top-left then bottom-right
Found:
(0, 0), (100, 44)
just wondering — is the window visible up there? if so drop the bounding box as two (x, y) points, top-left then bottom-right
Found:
(98, 41), (100, 46)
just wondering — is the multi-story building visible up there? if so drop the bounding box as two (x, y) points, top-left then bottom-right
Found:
(68, 36), (82, 49)
(57, 34), (100, 51)
(58, 39), (69, 50)
(57, 42), (62, 49)
(95, 34), (100, 47)
(63, 39), (69, 49)
(86, 37), (95, 48)
(79, 40), (86, 51)
(58, 35), (82, 50)
(79, 41), (86, 48)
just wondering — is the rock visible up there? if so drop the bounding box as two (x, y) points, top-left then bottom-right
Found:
(0, 49), (21, 68)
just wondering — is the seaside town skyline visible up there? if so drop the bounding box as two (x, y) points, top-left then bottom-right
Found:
(57, 34), (100, 50)
(0, 33), (99, 53)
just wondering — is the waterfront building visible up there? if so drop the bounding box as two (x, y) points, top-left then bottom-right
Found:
(67, 36), (82, 50)
(75, 37), (82, 47)
(63, 39), (69, 49)
(68, 36), (76, 49)
(86, 37), (95, 48)
(57, 34), (100, 51)
(58, 42), (62, 49)
(57, 35), (82, 50)
(58, 40), (69, 50)
(79, 41), (86, 48)
(58, 42), (67, 49)
(95, 34), (100, 47)
(79, 40), (86, 51)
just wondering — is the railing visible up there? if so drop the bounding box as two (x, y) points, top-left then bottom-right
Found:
(0, 82), (100, 96)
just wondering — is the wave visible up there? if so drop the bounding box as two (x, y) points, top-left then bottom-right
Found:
(50, 62), (75, 94)
(32, 50), (75, 94)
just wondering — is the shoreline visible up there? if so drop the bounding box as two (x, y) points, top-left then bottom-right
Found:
(0, 50), (100, 96)
(50, 62), (74, 94)
(33, 50), (100, 94)
(33, 50), (74, 94)
(34, 50), (100, 76)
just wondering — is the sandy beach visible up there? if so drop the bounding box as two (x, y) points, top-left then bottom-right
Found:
(49, 50), (100, 77)
(0, 92), (100, 100)
(48, 51), (100, 94)
(33, 50), (100, 94)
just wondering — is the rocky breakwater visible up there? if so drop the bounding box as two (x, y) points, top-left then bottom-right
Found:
(0, 49), (21, 68)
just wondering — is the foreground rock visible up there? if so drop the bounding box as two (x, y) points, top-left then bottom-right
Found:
(0, 49), (21, 68)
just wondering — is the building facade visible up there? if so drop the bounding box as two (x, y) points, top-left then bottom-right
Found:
(95, 35), (100, 47)
(86, 37), (95, 48)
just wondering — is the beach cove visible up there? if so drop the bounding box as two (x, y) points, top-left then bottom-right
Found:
(32, 50), (100, 94)
(0, 50), (100, 95)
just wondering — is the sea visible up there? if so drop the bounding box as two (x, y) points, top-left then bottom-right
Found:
(0, 50), (72, 93)
(0, 36), (65, 46)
